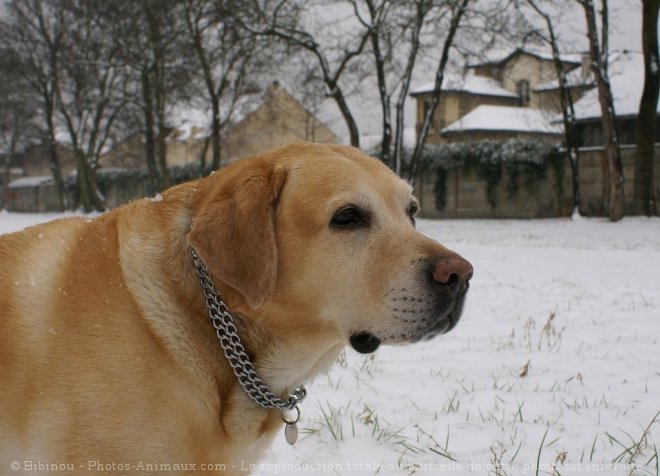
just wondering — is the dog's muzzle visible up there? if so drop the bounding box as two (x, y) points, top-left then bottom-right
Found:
(350, 253), (473, 352)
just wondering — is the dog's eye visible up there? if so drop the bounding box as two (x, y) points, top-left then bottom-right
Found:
(330, 205), (370, 229)
(407, 201), (418, 226)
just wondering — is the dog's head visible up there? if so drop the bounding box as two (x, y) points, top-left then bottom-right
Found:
(188, 143), (472, 354)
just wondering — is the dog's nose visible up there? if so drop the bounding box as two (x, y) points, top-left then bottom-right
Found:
(432, 255), (473, 293)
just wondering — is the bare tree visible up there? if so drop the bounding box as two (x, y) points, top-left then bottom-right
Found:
(392, 1), (434, 175)
(409, 0), (470, 178)
(578, 0), (624, 221)
(2, 0), (67, 210)
(183, 0), (259, 170)
(113, 0), (191, 191)
(635, 0), (660, 216)
(526, 0), (581, 212)
(144, 0), (187, 189)
(350, 0), (394, 164)
(0, 49), (39, 209)
(241, 0), (369, 148)
(55, 1), (130, 212)
(349, 0), (437, 172)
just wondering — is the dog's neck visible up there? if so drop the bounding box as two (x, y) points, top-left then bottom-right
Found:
(231, 311), (344, 395)
(136, 183), (345, 407)
(187, 236), (344, 402)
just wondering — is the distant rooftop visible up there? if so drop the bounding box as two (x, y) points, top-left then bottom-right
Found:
(468, 47), (583, 68)
(9, 176), (53, 189)
(442, 105), (562, 135)
(410, 73), (517, 98)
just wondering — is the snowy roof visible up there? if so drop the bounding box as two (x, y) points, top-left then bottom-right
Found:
(469, 47), (583, 68)
(442, 105), (562, 135)
(411, 73), (517, 98)
(9, 176), (53, 189)
(572, 50), (657, 121)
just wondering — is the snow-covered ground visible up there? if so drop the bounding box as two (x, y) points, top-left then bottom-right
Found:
(1, 212), (659, 475)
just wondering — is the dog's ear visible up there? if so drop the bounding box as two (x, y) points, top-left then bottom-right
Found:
(188, 159), (287, 308)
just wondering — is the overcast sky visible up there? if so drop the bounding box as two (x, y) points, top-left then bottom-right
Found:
(557, 1), (646, 52)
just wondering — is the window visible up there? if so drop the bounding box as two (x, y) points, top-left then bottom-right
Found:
(517, 80), (530, 107)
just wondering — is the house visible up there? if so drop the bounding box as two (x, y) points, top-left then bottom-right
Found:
(409, 47), (589, 218)
(9, 143), (77, 177)
(410, 48), (588, 144)
(468, 48), (583, 110)
(221, 81), (338, 160)
(0, 154), (27, 208)
(410, 73), (520, 137)
(411, 47), (660, 218)
(411, 48), (586, 218)
(102, 82), (338, 171)
(3, 143), (77, 212)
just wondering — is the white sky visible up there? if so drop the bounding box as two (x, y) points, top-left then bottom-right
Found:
(558, 0), (645, 52)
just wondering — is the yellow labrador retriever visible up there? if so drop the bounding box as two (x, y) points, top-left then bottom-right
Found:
(0, 143), (472, 474)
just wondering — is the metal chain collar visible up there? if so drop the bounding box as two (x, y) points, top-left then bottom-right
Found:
(191, 249), (307, 412)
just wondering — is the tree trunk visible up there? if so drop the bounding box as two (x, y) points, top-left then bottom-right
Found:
(76, 149), (92, 213)
(635, 0), (660, 216)
(330, 83), (361, 148)
(409, 0), (469, 178)
(156, 117), (169, 189)
(393, 1), (428, 177)
(142, 69), (160, 193)
(582, 0), (624, 221)
(199, 136), (210, 173)
(46, 138), (65, 211)
(527, 0), (581, 213)
(211, 94), (222, 170)
(364, 0), (392, 165)
(1, 157), (8, 211)
(155, 63), (170, 190)
(0, 125), (17, 210)
(74, 146), (105, 213)
(44, 100), (66, 211)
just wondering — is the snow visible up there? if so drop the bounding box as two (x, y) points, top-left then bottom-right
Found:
(411, 73), (517, 98)
(8, 176), (53, 189)
(573, 50), (658, 120)
(468, 47), (583, 68)
(1, 213), (658, 474)
(442, 105), (562, 135)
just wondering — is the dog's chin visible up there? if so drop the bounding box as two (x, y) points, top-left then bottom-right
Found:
(349, 332), (382, 354)
(415, 314), (454, 342)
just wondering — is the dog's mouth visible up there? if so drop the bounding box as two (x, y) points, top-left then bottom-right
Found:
(349, 331), (381, 354)
(416, 313), (454, 342)
(418, 287), (467, 339)
(349, 288), (468, 352)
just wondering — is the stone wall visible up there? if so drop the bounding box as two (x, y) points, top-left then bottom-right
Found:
(415, 161), (572, 219)
(415, 145), (660, 218)
(577, 144), (660, 216)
